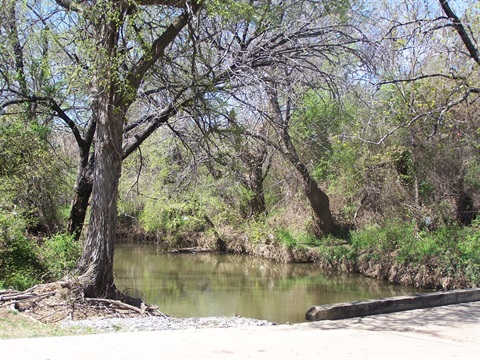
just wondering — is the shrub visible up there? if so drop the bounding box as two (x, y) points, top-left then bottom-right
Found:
(0, 211), (82, 290)
(350, 220), (415, 253)
(41, 233), (81, 280)
(275, 228), (297, 249)
(140, 198), (207, 234)
(0, 213), (43, 290)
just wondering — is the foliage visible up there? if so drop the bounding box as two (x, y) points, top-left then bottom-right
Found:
(0, 211), (81, 290)
(0, 117), (72, 231)
(275, 228), (297, 249)
(397, 220), (480, 282)
(350, 219), (415, 254)
(140, 196), (207, 235)
(349, 218), (480, 284)
(0, 213), (43, 290)
(40, 233), (81, 280)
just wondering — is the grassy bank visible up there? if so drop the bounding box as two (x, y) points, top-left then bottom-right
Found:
(269, 219), (480, 289)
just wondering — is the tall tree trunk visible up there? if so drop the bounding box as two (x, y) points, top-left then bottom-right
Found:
(267, 87), (337, 236)
(77, 8), (124, 298)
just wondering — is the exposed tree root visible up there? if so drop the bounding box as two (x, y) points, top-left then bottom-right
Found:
(0, 281), (167, 323)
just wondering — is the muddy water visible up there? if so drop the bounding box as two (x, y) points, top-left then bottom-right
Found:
(114, 244), (426, 323)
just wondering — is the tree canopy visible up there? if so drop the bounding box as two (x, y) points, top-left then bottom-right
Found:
(1, 0), (479, 296)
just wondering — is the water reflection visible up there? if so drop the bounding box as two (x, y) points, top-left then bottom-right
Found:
(114, 244), (425, 323)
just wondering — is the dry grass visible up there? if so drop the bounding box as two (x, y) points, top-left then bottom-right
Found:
(0, 308), (91, 339)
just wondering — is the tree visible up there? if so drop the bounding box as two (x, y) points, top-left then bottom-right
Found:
(197, 0), (366, 235)
(1, 0), (202, 297)
(266, 85), (337, 236)
(347, 0), (480, 228)
(61, 0), (201, 298)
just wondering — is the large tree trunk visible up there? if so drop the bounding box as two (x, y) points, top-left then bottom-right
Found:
(77, 9), (125, 298)
(78, 97), (124, 298)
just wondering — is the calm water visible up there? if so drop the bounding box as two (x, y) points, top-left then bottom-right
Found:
(114, 244), (424, 323)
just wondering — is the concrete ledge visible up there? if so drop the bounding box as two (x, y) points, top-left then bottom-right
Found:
(306, 288), (480, 321)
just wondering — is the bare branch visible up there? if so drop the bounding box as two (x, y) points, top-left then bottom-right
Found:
(122, 103), (177, 159)
(126, 2), (201, 90)
(376, 73), (459, 86)
(439, 0), (480, 65)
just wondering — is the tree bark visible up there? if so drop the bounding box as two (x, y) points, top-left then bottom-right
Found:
(295, 161), (336, 236)
(238, 147), (269, 217)
(245, 167), (267, 217)
(67, 155), (94, 240)
(78, 90), (124, 297)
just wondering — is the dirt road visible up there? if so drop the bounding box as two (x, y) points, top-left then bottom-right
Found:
(1, 302), (479, 359)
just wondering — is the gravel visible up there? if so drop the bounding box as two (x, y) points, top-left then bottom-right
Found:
(61, 316), (276, 333)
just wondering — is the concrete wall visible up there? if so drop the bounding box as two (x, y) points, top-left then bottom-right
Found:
(306, 288), (480, 321)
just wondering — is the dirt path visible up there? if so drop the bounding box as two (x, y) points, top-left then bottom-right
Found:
(1, 302), (479, 359)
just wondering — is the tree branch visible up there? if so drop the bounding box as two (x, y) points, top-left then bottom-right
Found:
(122, 103), (177, 159)
(1, 95), (87, 149)
(126, 2), (201, 90)
(55, 0), (86, 13)
(439, 0), (480, 65)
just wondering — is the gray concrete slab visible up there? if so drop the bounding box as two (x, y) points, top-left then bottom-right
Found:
(307, 287), (480, 321)
(1, 301), (479, 359)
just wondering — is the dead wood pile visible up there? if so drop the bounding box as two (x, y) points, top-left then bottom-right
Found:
(0, 281), (164, 323)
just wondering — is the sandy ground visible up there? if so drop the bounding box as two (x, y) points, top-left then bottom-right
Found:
(1, 301), (479, 360)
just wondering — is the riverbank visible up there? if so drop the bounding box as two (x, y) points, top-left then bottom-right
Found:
(117, 219), (480, 292)
(2, 301), (478, 359)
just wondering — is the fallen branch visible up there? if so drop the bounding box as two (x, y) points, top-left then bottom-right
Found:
(85, 298), (145, 314)
(0, 291), (56, 303)
(37, 308), (67, 322)
(0, 293), (38, 302)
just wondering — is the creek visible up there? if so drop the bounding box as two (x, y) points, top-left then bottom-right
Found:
(114, 243), (425, 323)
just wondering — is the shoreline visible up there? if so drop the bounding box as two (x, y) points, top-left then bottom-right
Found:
(60, 315), (276, 334)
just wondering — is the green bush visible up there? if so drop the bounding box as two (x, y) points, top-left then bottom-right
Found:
(0, 213), (43, 290)
(275, 228), (297, 249)
(0, 212), (82, 290)
(0, 119), (72, 231)
(140, 197), (207, 235)
(349, 217), (480, 284)
(350, 220), (415, 253)
(41, 233), (81, 280)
